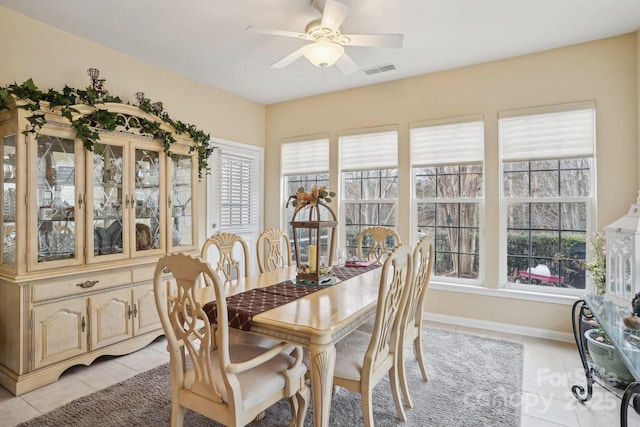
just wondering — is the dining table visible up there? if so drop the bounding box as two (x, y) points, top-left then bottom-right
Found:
(193, 264), (382, 427)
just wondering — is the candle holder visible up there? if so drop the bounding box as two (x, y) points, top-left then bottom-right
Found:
(151, 102), (164, 113)
(290, 198), (337, 285)
(135, 92), (146, 106)
(87, 68), (105, 92)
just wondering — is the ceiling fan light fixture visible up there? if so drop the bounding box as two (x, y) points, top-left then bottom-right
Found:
(302, 41), (344, 68)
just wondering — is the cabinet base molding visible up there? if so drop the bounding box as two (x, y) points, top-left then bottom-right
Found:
(0, 330), (163, 396)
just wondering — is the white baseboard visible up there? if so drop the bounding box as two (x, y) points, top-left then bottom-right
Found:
(423, 312), (575, 343)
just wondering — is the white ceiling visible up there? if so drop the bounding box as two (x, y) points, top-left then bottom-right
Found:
(2, 0), (640, 105)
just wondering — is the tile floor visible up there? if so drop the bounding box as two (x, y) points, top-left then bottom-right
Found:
(1, 322), (639, 426)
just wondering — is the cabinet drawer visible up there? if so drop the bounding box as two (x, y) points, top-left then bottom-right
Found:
(32, 271), (132, 302)
(132, 265), (156, 283)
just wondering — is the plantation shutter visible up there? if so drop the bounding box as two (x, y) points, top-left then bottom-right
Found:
(340, 129), (398, 171)
(220, 152), (256, 228)
(499, 101), (595, 162)
(281, 138), (329, 175)
(410, 116), (484, 166)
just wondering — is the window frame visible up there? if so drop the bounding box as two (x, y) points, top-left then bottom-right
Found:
(339, 127), (399, 258)
(498, 102), (596, 296)
(280, 136), (331, 235)
(410, 115), (485, 286)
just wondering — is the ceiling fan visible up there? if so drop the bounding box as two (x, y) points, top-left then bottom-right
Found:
(246, 0), (403, 75)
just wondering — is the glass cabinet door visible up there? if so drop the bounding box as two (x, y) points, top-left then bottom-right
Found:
(169, 153), (195, 250)
(1, 129), (17, 268)
(35, 135), (80, 265)
(133, 148), (162, 253)
(91, 143), (125, 260)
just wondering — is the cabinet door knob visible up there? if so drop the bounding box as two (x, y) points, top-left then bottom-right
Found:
(76, 280), (99, 288)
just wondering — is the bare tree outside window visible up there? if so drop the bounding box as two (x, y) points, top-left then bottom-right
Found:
(343, 169), (398, 259)
(415, 164), (482, 280)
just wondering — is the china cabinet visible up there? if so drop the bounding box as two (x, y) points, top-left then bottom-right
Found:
(0, 97), (199, 395)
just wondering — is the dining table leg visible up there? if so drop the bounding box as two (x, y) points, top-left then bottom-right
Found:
(308, 342), (337, 427)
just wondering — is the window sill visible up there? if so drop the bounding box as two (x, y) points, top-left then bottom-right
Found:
(429, 281), (580, 306)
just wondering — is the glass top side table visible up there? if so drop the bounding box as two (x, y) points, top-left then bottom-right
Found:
(572, 295), (640, 426)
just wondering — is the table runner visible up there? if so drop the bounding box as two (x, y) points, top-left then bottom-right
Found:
(204, 263), (380, 331)
(203, 280), (323, 331)
(332, 263), (380, 281)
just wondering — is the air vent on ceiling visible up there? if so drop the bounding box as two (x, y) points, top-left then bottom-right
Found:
(363, 64), (397, 76)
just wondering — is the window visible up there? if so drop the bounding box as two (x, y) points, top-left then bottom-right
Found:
(411, 116), (484, 284)
(281, 137), (330, 240)
(500, 102), (595, 293)
(340, 129), (398, 259)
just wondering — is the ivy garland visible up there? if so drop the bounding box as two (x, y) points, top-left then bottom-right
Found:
(0, 78), (214, 177)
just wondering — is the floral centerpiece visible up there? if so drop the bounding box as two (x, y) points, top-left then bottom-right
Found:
(286, 185), (335, 213)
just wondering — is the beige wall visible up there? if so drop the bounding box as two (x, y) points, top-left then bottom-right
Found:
(265, 34), (639, 336)
(0, 8), (265, 147)
(0, 7), (266, 248)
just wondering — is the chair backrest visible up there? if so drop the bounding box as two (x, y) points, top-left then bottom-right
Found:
(364, 244), (413, 376)
(357, 226), (401, 264)
(201, 232), (250, 282)
(154, 253), (224, 402)
(256, 228), (292, 273)
(403, 236), (435, 333)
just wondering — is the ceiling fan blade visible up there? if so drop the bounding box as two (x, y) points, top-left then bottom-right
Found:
(270, 46), (307, 69)
(245, 25), (307, 40)
(343, 33), (404, 49)
(321, 0), (349, 31)
(335, 53), (360, 75)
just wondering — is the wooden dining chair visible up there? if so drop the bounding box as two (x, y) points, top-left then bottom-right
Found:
(331, 244), (413, 426)
(256, 228), (292, 273)
(201, 232), (250, 282)
(200, 232), (277, 348)
(357, 226), (401, 264)
(397, 235), (435, 408)
(153, 253), (309, 427)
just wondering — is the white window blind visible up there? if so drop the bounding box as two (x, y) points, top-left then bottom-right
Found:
(500, 103), (595, 162)
(410, 118), (484, 166)
(281, 138), (329, 175)
(220, 152), (255, 228)
(340, 130), (398, 171)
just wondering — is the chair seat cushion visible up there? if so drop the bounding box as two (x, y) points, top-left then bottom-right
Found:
(333, 330), (372, 381)
(184, 343), (306, 410)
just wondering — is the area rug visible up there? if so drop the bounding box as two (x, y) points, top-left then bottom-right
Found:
(18, 328), (523, 427)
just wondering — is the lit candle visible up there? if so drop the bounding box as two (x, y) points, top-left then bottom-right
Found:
(308, 244), (317, 272)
